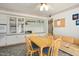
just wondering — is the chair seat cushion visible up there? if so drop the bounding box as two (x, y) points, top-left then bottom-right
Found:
(32, 42), (39, 49)
(43, 47), (49, 54)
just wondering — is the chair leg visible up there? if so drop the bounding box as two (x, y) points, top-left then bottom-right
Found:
(53, 49), (58, 56)
(26, 52), (30, 56)
(30, 52), (33, 56)
(38, 51), (40, 56)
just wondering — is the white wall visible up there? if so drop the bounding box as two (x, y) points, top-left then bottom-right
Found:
(53, 7), (79, 38)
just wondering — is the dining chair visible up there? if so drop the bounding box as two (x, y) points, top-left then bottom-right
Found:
(53, 37), (62, 56)
(42, 46), (52, 56)
(42, 39), (54, 56)
(25, 37), (40, 56)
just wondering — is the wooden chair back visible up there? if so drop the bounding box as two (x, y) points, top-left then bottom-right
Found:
(53, 37), (62, 56)
(26, 37), (33, 51)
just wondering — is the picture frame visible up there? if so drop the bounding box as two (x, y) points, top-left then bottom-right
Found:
(72, 13), (79, 20)
(76, 20), (79, 25)
(54, 18), (65, 27)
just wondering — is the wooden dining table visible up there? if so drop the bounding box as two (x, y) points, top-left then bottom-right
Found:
(29, 36), (54, 56)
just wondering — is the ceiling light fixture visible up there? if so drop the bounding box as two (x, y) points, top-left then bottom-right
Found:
(40, 3), (48, 11)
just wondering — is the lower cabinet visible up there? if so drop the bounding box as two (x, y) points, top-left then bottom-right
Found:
(0, 36), (6, 46)
(0, 33), (46, 47)
(6, 35), (25, 46)
(6, 35), (18, 45)
(16, 35), (25, 43)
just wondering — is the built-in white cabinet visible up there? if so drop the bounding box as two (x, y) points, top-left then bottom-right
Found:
(0, 14), (7, 47)
(0, 35), (6, 46)
(25, 17), (46, 33)
(6, 35), (25, 46)
(9, 17), (17, 33)
(0, 13), (48, 47)
(8, 16), (25, 34)
(6, 16), (25, 46)
(6, 35), (17, 45)
(0, 14), (8, 24)
(17, 17), (25, 34)
(16, 35), (25, 43)
(0, 34), (25, 47)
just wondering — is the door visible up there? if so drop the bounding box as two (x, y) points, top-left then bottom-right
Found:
(48, 19), (53, 35)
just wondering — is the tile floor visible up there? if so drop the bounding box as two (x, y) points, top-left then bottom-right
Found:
(0, 44), (72, 56)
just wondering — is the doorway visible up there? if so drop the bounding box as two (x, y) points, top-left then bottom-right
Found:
(48, 19), (53, 35)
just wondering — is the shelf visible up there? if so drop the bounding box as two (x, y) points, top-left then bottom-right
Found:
(9, 17), (25, 34)
(25, 20), (44, 25)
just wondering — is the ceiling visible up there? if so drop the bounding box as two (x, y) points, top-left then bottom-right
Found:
(0, 3), (79, 17)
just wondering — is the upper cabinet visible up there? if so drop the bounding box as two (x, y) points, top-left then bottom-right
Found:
(9, 17), (17, 33)
(17, 17), (25, 34)
(25, 18), (44, 25)
(0, 13), (48, 34)
(0, 14), (8, 24)
(25, 17), (46, 33)
(9, 16), (25, 34)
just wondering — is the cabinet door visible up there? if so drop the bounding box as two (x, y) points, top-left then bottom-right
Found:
(17, 17), (25, 34)
(0, 14), (8, 24)
(0, 36), (6, 46)
(6, 35), (25, 45)
(16, 35), (25, 43)
(9, 17), (17, 33)
(6, 35), (17, 45)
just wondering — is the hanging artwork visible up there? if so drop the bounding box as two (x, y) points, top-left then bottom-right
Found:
(76, 20), (79, 25)
(54, 18), (65, 27)
(72, 13), (79, 20)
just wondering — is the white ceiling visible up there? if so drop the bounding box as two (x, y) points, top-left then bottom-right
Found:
(0, 3), (78, 17)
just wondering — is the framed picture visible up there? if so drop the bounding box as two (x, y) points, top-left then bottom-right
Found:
(54, 18), (65, 27)
(76, 20), (79, 25)
(72, 13), (79, 20)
